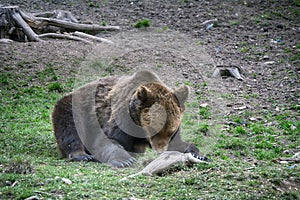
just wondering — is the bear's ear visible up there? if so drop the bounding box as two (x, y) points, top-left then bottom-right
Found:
(137, 86), (153, 101)
(174, 85), (189, 106)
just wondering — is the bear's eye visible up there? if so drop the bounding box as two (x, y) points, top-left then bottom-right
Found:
(130, 98), (141, 111)
(133, 98), (141, 105)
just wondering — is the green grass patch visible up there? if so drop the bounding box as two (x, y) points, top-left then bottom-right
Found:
(0, 72), (10, 85)
(134, 19), (151, 28)
(230, 20), (240, 25)
(48, 82), (63, 92)
(240, 47), (249, 53)
(1, 61), (299, 199)
(198, 107), (211, 119)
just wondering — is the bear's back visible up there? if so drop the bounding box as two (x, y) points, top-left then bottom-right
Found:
(94, 75), (120, 129)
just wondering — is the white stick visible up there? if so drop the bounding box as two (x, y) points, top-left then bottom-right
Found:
(73, 31), (113, 44)
(38, 33), (92, 44)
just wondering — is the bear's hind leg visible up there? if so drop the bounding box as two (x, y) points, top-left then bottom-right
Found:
(52, 95), (95, 162)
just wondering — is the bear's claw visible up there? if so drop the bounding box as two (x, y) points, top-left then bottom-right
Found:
(191, 153), (210, 162)
(68, 153), (96, 162)
(109, 157), (136, 168)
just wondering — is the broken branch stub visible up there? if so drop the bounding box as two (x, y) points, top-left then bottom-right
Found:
(1, 6), (41, 42)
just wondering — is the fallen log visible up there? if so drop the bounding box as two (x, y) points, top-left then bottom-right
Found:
(31, 16), (120, 32)
(0, 5), (119, 43)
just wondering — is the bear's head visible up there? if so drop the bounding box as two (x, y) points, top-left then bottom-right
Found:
(129, 82), (189, 153)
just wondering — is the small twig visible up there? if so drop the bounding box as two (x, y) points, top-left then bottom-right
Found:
(201, 18), (218, 25)
(244, 167), (255, 171)
(11, 181), (18, 187)
(34, 190), (52, 196)
(33, 190), (55, 199)
(24, 196), (39, 200)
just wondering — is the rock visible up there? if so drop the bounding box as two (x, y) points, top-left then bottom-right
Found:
(287, 164), (298, 169)
(212, 65), (244, 81)
(279, 161), (289, 164)
(207, 23), (214, 30)
(276, 24), (284, 29)
(264, 61), (275, 65)
(291, 125), (296, 131)
(234, 106), (247, 110)
(62, 178), (72, 185)
(292, 152), (300, 159)
(200, 103), (209, 108)
(262, 55), (270, 60)
(283, 150), (290, 154)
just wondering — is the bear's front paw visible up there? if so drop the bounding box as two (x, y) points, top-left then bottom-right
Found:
(68, 152), (96, 162)
(108, 156), (136, 168)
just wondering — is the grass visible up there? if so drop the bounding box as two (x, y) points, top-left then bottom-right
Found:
(133, 19), (151, 28)
(230, 20), (240, 25)
(1, 61), (300, 199)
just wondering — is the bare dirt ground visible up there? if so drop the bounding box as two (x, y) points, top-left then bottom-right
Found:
(1, 0), (299, 117)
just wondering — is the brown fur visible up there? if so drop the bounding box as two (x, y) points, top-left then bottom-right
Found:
(52, 70), (201, 167)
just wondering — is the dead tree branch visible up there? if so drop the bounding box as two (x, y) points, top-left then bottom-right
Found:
(38, 33), (92, 44)
(73, 31), (113, 44)
(0, 5), (119, 43)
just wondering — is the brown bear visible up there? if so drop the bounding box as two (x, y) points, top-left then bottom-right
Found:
(52, 70), (205, 167)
